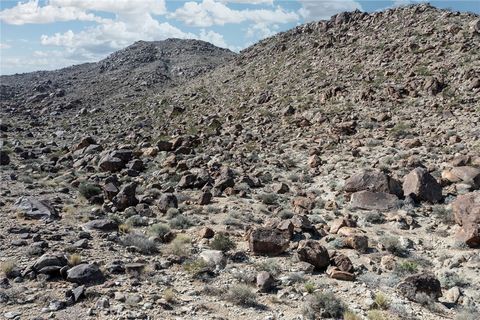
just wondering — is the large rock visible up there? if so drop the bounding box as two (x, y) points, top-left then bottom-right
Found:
(32, 253), (68, 274)
(350, 191), (399, 211)
(158, 193), (178, 213)
(403, 168), (442, 203)
(15, 197), (59, 220)
(344, 170), (402, 197)
(112, 182), (138, 211)
(397, 273), (442, 302)
(449, 167), (480, 189)
(0, 150), (10, 165)
(199, 250), (227, 269)
(67, 264), (105, 285)
(98, 155), (124, 172)
(296, 240), (329, 269)
(83, 219), (118, 232)
(248, 227), (290, 256)
(452, 191), (480, 247)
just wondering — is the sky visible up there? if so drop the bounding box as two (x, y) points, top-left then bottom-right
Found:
(0, 0), (479, 75)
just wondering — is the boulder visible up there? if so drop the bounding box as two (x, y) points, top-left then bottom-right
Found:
(83, 219), (118, 232)
(344, 170), (402, 197)
(199, 250), (227, 269)
(67, 264), (104, 285)
(98, 155), (124, 172)
(248, 227), (290, 256)
(15, 197), (59, 220)
(296, 240), (329, 269)
(158, 193), (178, 213)
(452, 191), (480, 247)
(0, 150), (10, 165)
(449, 167), (480, 189)
(350, 191), (399, 211)
(403, 168), (442, 203)
(397, 273), (442, 302)
(256, 271), (275, 292)
(32, 253), (68, 273)
(344, 235), (368, 252)
(112, 182), (138, 211)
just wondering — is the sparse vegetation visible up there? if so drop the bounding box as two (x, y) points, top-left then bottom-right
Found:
(372, 292), (390, 310)
(68, 254), (82, 266)
(303, 292), (345, 320)
(209, 234), (236, 252)
(379, 236), (408, 257)
(224, 284), (257, 307)
(122, 233), (157, 254)
(78, 182), (102, 199)
(1, 261), (17, 278)
(148, 223), (170, 238)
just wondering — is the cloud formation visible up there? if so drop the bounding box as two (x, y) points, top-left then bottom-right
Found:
(171, 0), (298, 27)
(298, 0), (362, 22)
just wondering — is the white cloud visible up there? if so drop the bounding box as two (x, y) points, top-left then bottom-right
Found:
(298, 0), (362, 22)
(246, 23), (278, 38)
(171, 0), (299, 27)
(0, 0), (107, 25)
(0, 42), (12, 49)
(198, 29), (228, 48)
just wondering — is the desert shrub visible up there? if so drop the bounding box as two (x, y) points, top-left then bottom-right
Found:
(395, 260), (418, 275)
(257, 192), (278, 205)
(304, 282), (316, 294)
(367, 310), (388, 320)
(163, 288), (176, 303)
(278, 209), (294, 219)
(125, 215), (148, 227)
(118, 223), (131, 234)
(0, 261), (17, 278)
(455, 307), (480, 320)
(224, 284), (257, 307)
(379, 236), (408, 257)
(303, 292), (345, 320)
(169, 214), (194, 229)
(183, 258), (208, 276)
(78, 182), (102, 199)
(122, 233), (157, 254)
(439, 271), (468, 289)
(390, 122), (411, 138)
(365, 211), (385, 224)
(256, 258), (281, 276)
(168, 234), (191, 256)
(432, 205), (455, 225)
(166, 207), (180, 219)
(202, 285), (226, 296)
(344, 310), (362, 320)
(149, 223), (170, 238)
(209, 234), (236, 252)
(372, 292), (390, 310)
(68, 254), (82, 266)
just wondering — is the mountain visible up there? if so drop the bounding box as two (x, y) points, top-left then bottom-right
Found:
(0, 38), (235, 113)
(0, 4), (480, 320)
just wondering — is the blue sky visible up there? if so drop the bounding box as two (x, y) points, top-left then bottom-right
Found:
(0, 0), (479, 75)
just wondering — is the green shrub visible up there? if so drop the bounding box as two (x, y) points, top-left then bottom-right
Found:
(303, 292), (345, 319)
(149, 223), (171, 238)
(122, 233), (157, 254)
(257, 192), (278, 205)
(379, 236), (408, 257)
(169, 214), (194, 229)
(78, 182), (102, 199)
(373, 292), (390, 310)
(395, 261), (418, 275)
(224, 284), (257, 307)
(209, 234), (236, 252)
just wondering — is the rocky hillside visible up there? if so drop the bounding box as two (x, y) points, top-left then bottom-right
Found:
(0, 38), (235, 114)
(0, 4), (480, 320)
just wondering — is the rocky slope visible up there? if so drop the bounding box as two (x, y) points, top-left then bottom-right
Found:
(1, 4), (480, 320)
(0, 38), (235, 114)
